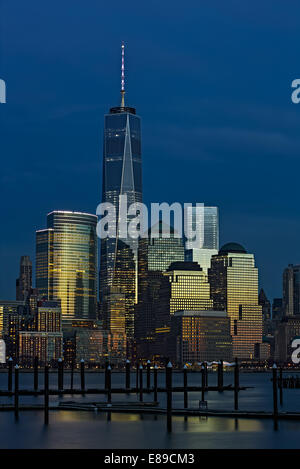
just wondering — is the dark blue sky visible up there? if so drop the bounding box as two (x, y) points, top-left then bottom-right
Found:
(1, 0), (300, 301)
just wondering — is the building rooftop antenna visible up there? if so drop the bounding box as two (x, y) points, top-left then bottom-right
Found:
(121, 42), (125, 107)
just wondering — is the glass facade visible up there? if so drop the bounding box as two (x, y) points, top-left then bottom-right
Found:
(185, 206), (219, 274)
(209, 243), (263, 359)
(169, 310), (232, 365)
(36, 211), (98, 322)
(100, 106), (142, 344)
(185, 206), (219, 250)
(135, 223), (185, 358)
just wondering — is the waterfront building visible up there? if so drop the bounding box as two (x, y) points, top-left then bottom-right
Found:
(16, 256), (32, 301)
(19, 331), (63, 365)
(208, 243), (263, 360)
(169, 310), (232, 365)
(36, 211), (98, 322)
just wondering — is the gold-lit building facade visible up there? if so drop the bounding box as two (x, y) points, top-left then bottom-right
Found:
(36, 211), (98, 322)
(162, 262), (213, 317)
(19, 331), (63, 365)
(169, 310), (232, 365)
(209, 243), (263, 360)
(153, 262), (213, 360)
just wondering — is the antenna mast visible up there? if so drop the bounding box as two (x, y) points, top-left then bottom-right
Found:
(121, 42), (125, 107)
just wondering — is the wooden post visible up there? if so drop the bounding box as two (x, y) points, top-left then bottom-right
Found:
(80, 359), (85, 393)
(153, 365), (158, 402)
(34, 356), (38, 392)
(125, 359), (130, 390)
(204, 362), (208, 387)
(14, 365), (19, 418)
(136, 361), (139, 392)
(201, 365), (205, 402)
(105, 361), (109, 389)
(218, 360), (223, 391)
(44, 365), (49, 424)
(234, 357), (239, 411)
(183, 365), (188, 409)
(139, 365), (143, 402)
(58, 358), (63, 392)
(8, 357), (13, 392)
(107, 365), (111, 404)
(166, 362), (172, 432)
(279, 367), (283, 406)
(273, 363), (278, 419)
(146, 360), (151, 392)
(70, 359), (74, 391)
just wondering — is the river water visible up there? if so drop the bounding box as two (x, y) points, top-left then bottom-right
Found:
(0, 370), (299, 449)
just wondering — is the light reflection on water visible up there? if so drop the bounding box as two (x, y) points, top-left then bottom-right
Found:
(0, 411), (300, 449)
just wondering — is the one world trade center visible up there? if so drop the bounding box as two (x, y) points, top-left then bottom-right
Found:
(99, 43), (142, 353)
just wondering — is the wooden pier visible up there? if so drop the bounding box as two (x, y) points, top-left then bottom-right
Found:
(0, 358), (294, 430)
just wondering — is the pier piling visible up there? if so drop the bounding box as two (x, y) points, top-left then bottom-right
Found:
(234, 358), (239, 411)
(125, 360), (131, 391)
(34, 356), (38, 392)
(58, 358), (63, 392)
(273, 364), (278, 419)
(14, 365), (19, 418)
(218, 360), (223, 391)
(70, 359), (74, 391)
(146, 360), (151, 392)
(80, 359), (85, 394)
(183, 365), (188, 409)
(279, 367), (283, 406)
(201, 365), (205, 402)
(153, 365), (158, 402)
(44, 365), (49, 424)
(166, 362), (172, 432)
(107, 365), (111, 404)
(139, 365), (143, 402)
(136, 361), (139, 392)
(8, 357), (13, 392)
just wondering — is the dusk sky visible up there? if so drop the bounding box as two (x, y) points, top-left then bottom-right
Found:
(1, 0), (300, 301)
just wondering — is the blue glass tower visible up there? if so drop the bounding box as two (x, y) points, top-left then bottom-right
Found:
(100, 44), (142, 345)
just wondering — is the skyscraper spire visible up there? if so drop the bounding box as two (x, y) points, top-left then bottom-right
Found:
(121, 42), (125, 107)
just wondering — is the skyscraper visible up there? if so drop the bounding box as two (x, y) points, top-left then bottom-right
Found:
(135, 222), (185, 358)
(100, 44), (142, 347)
(209, 242), (263, 360)
(185, 206), (219, 273)
(283, 264), (300, 317)
(36, 211), (98, 322)
(153, 261), (214, 359)
(16, 256), (32, 301)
